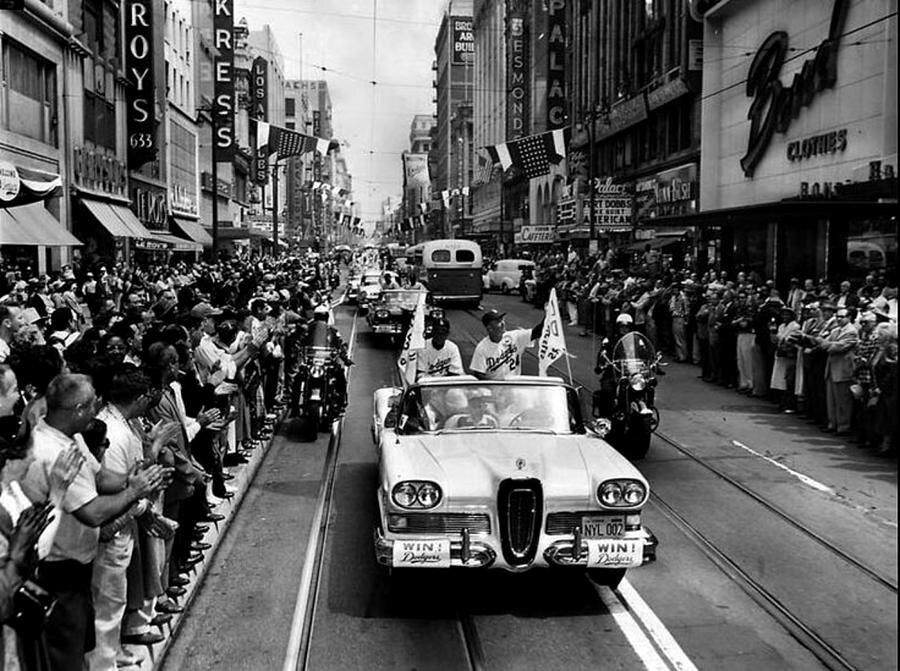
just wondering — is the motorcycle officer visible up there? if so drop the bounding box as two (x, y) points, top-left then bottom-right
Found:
(302, 305), (354, 413)
(593, 313), (636, 420)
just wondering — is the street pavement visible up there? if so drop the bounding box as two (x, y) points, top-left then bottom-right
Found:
(160, 291), (898, 671)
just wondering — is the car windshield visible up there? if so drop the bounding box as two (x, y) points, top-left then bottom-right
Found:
(362, 275), (381, 286)
(382, 290), (425, 307)
(399, 383), (577, 434)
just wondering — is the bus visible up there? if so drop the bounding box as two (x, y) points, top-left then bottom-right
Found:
(416, 239), (483, 306)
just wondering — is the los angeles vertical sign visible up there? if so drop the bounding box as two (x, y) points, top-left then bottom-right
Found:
(213, 0), (235, 161)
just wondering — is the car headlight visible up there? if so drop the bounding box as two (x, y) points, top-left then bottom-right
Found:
(376, 310), (389, 319)
(598, 479), (647, 508)
(630, 373), (646, 391)
(392, 481), (442, 509)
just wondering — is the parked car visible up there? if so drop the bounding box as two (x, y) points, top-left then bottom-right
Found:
(487, 259), (535, 293)
(371, 376), (658, 588)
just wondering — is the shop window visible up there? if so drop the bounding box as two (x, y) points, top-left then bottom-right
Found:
(2, 40), (58, 146)
(845, 218), (898, 282)
(84, 90), (116, 150)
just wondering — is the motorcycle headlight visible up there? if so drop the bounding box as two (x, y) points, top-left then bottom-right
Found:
(630, 373), (647, 391)
(392, 481), (442, 509)
(310, 363), (325, 377)
(598, 479), (647, 508)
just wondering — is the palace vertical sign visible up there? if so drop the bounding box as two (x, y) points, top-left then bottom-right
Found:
(250, 57), (268, 184)
(213, 0), (234, 161)
(506, 0), (528, 140)
(546, 0), (566, 129)
(124, 0), (155, 168)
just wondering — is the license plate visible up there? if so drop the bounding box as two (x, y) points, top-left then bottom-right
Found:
(582, 516), (626, 538)
(392, 539), (451, 568)
(587, 539), (643, 568)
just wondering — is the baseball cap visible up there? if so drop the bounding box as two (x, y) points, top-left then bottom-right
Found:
(481, 310), (505, 327)
(432, 318), (450, 332)
(190, 302), (223, 319)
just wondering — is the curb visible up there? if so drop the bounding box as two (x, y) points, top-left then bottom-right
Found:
(134, 413), (286, 671)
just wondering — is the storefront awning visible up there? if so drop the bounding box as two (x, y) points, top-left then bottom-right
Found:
(151, 233), (202, 253)
(0, 164), (63, 208)
(0, 204), (82, 246)
(79, 198), (156, 240)
(170, 215), (213, 247)
(623, 236), (683, 252)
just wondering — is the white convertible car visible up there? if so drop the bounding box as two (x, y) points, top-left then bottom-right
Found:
(372, 376), (658, 587)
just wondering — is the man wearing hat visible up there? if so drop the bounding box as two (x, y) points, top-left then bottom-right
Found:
(470, 310), (544, 380)
(798, 300), (836, 425)
(416, 318), (463, 380)
(814, 307), (859, 435)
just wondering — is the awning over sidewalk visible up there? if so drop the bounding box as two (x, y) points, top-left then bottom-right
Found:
(0, 164), (63, 208)
(623, 236), (684, 252)
(170, 215), (213, 247)
(151, 232), (203, 253)
(0, 204), (82, 246)
(79, 197), (157, 240)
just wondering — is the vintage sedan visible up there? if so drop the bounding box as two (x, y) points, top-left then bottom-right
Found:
(357, 269), (383, 313)
(366, 289), (442, 345)
(345, 272), (362, 304)
(371, 376), (658, 588)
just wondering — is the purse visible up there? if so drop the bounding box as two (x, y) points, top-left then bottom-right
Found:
(9, 579), (57, 633)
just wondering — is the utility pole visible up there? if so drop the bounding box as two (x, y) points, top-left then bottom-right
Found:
(271, 158), (279, 254)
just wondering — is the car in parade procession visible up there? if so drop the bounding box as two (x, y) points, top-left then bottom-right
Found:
(371, 376), (658, 588)
(357, 269), (383, 313)
(366, 288), (443, 345)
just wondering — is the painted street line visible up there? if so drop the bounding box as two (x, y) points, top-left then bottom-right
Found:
(593, 584), (671, 671)
(731, 440), (834, 494)
(617, 580), (699, 671)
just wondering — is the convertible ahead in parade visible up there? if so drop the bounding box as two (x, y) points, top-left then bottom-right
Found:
(371, 376), (658, 588)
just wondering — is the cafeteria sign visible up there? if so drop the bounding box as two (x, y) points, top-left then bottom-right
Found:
(518, 225), (557, 244)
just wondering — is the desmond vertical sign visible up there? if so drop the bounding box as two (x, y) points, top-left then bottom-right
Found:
(506, 0), (528, 140)
(546, 0), (566, 130)
(124, 0), (155, 168)
(213, 0), (235, 161)
(250, 57), (268, 184)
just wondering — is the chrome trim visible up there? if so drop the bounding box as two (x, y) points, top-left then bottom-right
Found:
(543, 527), (658, 567)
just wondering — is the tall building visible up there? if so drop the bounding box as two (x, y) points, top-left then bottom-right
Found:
(284, 80), (313, 242)
(432, 0), (474, 239)
(403, 114), (435, 242)
(299, 80), (334, 247)
(565, 0), (704, 258)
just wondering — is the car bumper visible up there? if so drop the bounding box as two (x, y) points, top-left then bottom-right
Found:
(374, 526), (657, 571)
(371, 323), (404, 334)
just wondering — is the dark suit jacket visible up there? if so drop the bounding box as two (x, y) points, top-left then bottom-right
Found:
(148, 388), (204, 502)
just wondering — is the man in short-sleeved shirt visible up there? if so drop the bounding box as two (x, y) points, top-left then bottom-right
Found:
(416, 319), (463, 379)
(470, 310), (544, 380)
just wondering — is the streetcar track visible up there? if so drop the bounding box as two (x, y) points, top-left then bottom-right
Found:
(282, 309), (358, 671)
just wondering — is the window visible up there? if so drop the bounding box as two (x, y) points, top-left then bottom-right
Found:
(285, 97), (295, 117)
(83, 0), (102, 55)
(431, 250), (451, 263)
(455, 249), (475, 263)
(3, 40), (58, 145)
(285, 121), (295, 129)
(84, 90), (115, 150)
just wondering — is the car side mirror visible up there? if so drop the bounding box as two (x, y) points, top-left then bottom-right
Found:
(588, 418), (612, 438)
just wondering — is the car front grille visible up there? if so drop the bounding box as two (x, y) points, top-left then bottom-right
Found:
(498, 479), (542, 566)
(388, 513), (490, 535)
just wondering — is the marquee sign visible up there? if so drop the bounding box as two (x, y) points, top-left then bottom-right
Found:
(546, 0), (566, 129)
(213, 0), (235, 161)
(740, 0), (850, 177)
(124, 0), (156, 168)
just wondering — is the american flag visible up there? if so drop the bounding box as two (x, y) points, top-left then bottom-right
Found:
(485, 128), (569, 179)
(254, 120), (332, 159)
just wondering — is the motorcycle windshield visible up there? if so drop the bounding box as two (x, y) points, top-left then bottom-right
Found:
(612, 332), (656, 373)
(307, 321), (330, 348)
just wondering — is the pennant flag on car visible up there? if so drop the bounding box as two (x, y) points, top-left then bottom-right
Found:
(397, 293), (427, 386)
(484, 127), (569, 179)
(537, 287), (568, 377)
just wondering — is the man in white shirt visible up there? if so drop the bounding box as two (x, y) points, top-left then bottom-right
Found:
(469, 310), (544, 381)
(0, 304), (26, 363)
(416, 318), (463, 379)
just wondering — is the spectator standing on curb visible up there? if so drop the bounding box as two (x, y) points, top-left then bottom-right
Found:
(818, 308), (860, 435)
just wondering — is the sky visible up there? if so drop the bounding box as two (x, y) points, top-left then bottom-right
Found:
(233, 0), (445, 232)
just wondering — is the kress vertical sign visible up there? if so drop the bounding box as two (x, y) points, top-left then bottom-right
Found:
(250, 57), (268, 184)
(124, 0), (156, 168)
(213, 0), (234, 161)
(546, 0), (566, 129)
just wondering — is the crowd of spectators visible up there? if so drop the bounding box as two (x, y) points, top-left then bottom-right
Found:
(0, 253), (337, 670)
(493, 246), (898, 456)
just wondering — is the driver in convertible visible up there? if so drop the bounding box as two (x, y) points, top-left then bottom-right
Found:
(455, 389), (498, 428)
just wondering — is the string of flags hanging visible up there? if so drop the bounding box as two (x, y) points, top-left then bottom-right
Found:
(483, 127), (569, 180)
(253, 118), (340, 159)
(440, 187), (470, 209)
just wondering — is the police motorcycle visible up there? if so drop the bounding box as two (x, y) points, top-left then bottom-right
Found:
(592, 331), (662, 460)
(288, 304), (348, 441)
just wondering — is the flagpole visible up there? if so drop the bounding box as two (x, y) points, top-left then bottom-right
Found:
(272, 157), (280, 255)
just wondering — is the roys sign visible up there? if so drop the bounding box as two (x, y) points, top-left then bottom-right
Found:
(451, 16), (474, 65)
(124, 0), (155, 168)
(740, 0), (850, 177)
(546, 0), (566, 129)
(213, 0), (235, 161)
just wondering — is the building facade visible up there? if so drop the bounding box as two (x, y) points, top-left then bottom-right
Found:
(698, 0), (897, 285)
